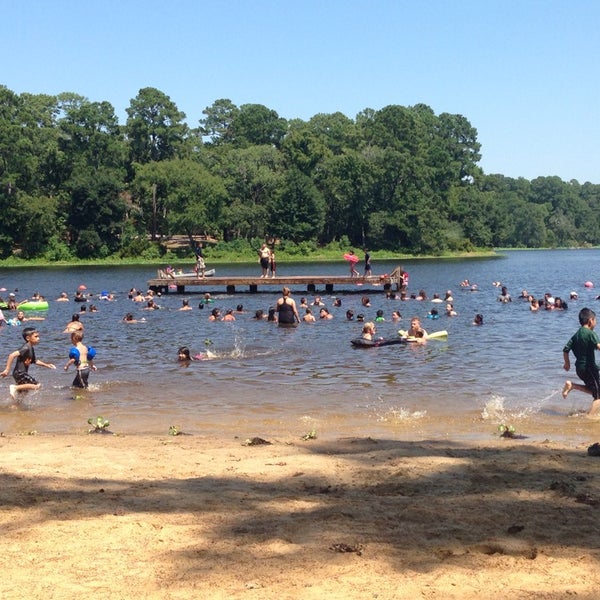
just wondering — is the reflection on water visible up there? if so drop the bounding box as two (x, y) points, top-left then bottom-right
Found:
(1, 250), (600, 443)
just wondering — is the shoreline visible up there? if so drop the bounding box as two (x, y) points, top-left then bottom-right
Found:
(2, 432), (600, 598)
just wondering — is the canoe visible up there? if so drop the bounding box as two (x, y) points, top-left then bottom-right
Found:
(18, 300), (49, 311)
(169, 269), (216, 278)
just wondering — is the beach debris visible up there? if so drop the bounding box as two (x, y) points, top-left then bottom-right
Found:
(497, 423), (516, 438)
(587, 442), (600, 456)
(329, 543), (363, 556)
(575, 493), (600, 506)
(301, 429), (317, 440)
(204, 338), (213, 346)
(242, 437), (271, 446)
(506, 524), (525, 535)
(550, 480), (576, 496)
(88, 416), (111, 433)
(169, 425), (182, 436)
(471, 539), (537, 559)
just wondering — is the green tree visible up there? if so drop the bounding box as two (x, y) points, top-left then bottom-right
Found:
(231, 104), (287, 148)
(126, 87), (189, 163)
(65, 168), (126, 257)
(199, 98), (239, 145)
(271, 169), (325, 242)
(211, 145), (284, 240)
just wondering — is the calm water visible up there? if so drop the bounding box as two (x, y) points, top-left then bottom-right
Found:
(2, 250), (600, 444)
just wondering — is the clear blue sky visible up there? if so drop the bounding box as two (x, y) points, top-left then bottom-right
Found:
(2, 0), (598, 183)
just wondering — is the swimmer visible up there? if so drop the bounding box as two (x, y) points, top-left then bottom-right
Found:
(122, 313), (144, 323)
(64, 330), (97, 388)
(178, 346), (194, 362)
(178, 299), (192, 311)
(361, 321), (376, 341)
(405, 317), (428, 339)
(222, 309), (236, 321)
(303, 308), (316, 322)
(63, 313), (83, 333)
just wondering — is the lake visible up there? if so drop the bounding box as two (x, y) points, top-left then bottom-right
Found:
(1, 249), (600, 444)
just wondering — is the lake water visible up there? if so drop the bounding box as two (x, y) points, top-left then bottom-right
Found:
(2, 250), (600, 444)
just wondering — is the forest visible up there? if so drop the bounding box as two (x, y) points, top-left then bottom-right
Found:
(1, 84), (599, 261)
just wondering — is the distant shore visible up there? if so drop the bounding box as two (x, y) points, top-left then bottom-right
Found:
(0, 249), (500, 270)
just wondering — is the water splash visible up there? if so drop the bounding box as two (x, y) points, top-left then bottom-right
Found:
(481, 394), (534, 422)
(376, 407), (427, 422)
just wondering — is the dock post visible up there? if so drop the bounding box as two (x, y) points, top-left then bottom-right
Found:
(249, 284), (258, 293)
(307, 283), (316, 293)
(325, 283), (334, 293)
(226, 285), (235, 294)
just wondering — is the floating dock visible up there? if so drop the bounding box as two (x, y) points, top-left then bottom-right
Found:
(148, 272), (399, 295)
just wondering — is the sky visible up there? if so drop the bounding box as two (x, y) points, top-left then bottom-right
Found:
(2, 0), (599, 183)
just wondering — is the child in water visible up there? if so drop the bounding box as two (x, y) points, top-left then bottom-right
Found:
(178, 345), (216, 363)
(64, 330), (97, 388)
(2, 327), (56, 401)
(361, 322), (377, 341)
(562, 307), (600, 417)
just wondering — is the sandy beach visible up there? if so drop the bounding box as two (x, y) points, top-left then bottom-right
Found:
(1, 431), (600, 599)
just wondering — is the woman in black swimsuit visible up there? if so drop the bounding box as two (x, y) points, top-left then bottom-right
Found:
(275, 287), (300, 327)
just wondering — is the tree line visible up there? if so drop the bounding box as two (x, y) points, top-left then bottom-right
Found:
(1, 84), (599, 261)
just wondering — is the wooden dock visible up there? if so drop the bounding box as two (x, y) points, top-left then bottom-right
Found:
(148, 273), (398, 295)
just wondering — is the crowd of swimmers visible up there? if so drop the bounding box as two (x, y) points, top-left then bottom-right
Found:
(3, 272), (600, 414)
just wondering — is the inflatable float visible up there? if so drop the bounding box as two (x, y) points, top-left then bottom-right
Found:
(18, 300), (49, 311)
(398, 329), (448, 341)
(351, 337), (407, 348)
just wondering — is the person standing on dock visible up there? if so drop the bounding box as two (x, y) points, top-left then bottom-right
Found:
(269, 247), (276, 278)
(258, 244), (271, 278)
(194, 243), (206, 278)
(364, 248), (372, 277)
(344, 250), (360, 277)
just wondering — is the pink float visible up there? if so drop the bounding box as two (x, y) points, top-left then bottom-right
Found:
(585, 281), (594, 288)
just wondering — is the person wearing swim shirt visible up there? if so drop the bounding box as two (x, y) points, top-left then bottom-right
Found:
(276, 287), (300, 327)
(64, 330), (97, 389)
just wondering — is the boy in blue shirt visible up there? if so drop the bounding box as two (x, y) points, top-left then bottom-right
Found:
(562, 307), (600, 417)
